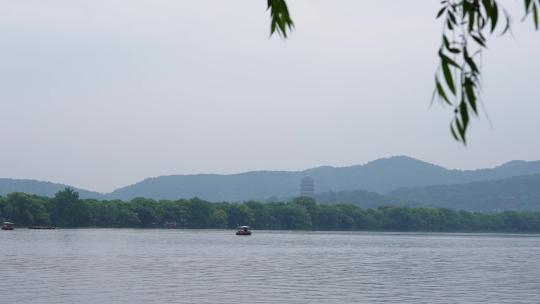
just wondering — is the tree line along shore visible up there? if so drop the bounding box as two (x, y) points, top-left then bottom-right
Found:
(1, 188), (540, 232)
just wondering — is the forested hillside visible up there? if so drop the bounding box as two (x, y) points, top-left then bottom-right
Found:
(388, 174), (540, 212)
(314, 190), (402, 209)
(313, 175), (540, 211)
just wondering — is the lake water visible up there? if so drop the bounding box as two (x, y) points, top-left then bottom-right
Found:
(1, 229), (540, 304)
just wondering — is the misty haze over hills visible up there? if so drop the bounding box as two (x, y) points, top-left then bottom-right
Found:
(1, 156), (540, 211)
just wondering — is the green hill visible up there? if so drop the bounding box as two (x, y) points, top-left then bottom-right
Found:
(106, 156), (540, 201)
(0, 178), (103, 199)
(388, 174), (540, 212)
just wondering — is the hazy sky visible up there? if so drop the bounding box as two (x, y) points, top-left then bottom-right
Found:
(1, 0), (539, 193)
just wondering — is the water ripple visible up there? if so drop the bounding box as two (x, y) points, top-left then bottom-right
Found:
(1, 230), (540, 304)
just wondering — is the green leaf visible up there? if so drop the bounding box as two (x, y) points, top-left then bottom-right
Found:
(464, 78), (478, 114)
(482, 0), (492, 14)
(462, 0), (471, 18)
(447, 19), (454, 30)
(534, 4), (539, 29)
(491, 1), (499, 33)
(459, 101), (469, 137)
(443, 35), (450, 49)
(471, 34), (487, 47)
(463, 47), (479, 74)
(450, 123), (459, 141)
(468, 8), (476, 32)
(448, 11), (457, 25)
(436, 79), (452, 105)
(455, 117), (467, 144)
(267, 0), (294, 38)
(437, 6), (447, 18)
(442, 61), (456, 95)
(525, 0), (533, 12)
(439, 49), (460, 68)
(443, 36), (461, 53)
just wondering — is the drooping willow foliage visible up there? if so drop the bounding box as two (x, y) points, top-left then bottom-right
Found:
(267, 0), (294, 38)
(266, 0), (539, 143)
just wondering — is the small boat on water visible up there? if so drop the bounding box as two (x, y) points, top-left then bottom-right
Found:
(236, 226), (251, 236)
(28, 225), (56, 230)
(2, 222), (14, 230)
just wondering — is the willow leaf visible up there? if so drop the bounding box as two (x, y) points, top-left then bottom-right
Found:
(442, 61), (456, 95)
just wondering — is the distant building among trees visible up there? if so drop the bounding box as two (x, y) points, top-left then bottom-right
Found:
(300, 176), (315, 197)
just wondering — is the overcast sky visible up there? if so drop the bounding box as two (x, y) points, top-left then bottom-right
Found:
(1, 0), (539, 193)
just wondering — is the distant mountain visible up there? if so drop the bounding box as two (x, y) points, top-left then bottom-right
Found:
(313, 174), (540, 211)
(3, 156), (539, 203)
(0, 178), (103, 199)
(107, 171), (301, 202)
(106, 156), (540, 201)
(387, 174), (540, 212)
